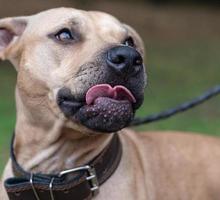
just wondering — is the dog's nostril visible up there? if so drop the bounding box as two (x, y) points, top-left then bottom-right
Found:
(114, 55), (125, 64)
(134, 57), (142, 66)
(108, 53), (125, 65)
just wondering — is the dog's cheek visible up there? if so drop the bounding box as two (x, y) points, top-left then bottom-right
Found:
(17, 68), (49, 97)
(16, 69), (58, 126)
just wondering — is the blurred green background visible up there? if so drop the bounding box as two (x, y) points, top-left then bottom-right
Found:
(0, 0), (220, 174)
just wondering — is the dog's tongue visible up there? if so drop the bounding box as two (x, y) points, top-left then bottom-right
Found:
(86, 84), (136, 105)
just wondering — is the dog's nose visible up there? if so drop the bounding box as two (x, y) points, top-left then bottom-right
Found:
(107, 46), (143, 76)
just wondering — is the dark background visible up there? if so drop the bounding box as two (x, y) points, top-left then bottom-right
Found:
(0, 0), (220, 172)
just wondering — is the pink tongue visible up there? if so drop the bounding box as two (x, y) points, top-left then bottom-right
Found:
(86, 84), (136, 105)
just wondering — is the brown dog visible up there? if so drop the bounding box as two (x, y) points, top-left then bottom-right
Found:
(1, 8), (220, 200)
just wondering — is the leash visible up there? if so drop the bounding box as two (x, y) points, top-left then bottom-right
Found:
(130, 85), (220, 126)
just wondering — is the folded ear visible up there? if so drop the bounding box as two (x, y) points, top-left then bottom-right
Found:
(0, 17), (28, 61)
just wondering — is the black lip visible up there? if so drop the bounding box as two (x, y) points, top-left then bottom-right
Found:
(57, 86), (141, 112)
(57, 88), (84, 117)
(74, 97), (134, 132)
(57, 86), (144, 132)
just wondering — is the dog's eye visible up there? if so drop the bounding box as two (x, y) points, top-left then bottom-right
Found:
(123, 37), (135, 47)
(55, 28), (74, 42)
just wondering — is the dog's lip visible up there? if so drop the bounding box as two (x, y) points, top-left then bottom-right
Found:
(57, 85), (142, 132)
(57, 84), (138, 108)
(57, 83), (140, 119)
(86, 84), (136, 105)
(74, 96), (134, 132)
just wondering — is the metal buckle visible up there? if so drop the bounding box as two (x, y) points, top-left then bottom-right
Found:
(49, 177), (55, 200)
(30, 173), (41, 200)
(59, 165), (99, 196)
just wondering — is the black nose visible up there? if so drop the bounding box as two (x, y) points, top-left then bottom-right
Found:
(107, 46), (143, 76)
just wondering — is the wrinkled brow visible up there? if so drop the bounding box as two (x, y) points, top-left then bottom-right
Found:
(51, 17), (82, 32)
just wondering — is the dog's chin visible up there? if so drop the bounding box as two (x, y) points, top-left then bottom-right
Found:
(73, 97), (134, 133)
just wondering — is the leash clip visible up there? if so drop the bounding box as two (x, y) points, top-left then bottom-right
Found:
(59, 165), (99, 196)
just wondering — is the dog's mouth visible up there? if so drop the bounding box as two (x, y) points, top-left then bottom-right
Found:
(57, 84), (139, 132)
(86, 84), (136, 105)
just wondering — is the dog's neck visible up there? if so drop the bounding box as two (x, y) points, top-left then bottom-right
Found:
(14, 108), (113, 174)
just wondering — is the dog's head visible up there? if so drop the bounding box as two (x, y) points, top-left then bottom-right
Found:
(0, 8), (147, 133)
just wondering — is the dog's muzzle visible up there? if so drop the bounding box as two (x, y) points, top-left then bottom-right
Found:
(57, 46), (146, 133)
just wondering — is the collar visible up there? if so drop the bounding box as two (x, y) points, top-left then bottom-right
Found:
(4, 133), (122, 200)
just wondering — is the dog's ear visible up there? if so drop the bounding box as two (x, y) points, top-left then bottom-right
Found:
(0, 17), (28, 61)
(123, 24), (145, 56)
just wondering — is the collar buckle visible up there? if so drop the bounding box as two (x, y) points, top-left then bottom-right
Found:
(59, 165), (99, 196)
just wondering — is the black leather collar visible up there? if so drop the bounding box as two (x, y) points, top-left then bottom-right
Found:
(4, 133), (122, 200)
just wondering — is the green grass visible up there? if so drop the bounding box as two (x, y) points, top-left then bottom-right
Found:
(0, 40), (220, 173)
(0, 63), (16, 173)
(136, 40), (220, 134)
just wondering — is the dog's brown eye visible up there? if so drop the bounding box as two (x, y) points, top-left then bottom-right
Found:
(123, 37), (135, 47)
(55, 28), (74, 42)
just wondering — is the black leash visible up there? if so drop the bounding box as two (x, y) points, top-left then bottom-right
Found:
(130, 85), (220, 126)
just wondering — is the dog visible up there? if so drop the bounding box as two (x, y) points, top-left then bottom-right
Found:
(1, 7), (220, 200)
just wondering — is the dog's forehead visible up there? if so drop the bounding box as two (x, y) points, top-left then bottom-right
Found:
(29, 8), (87, 31)
(88, 11), (126, 34)
(28, 8), (126, 36)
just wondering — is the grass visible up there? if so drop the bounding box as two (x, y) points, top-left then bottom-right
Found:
(0, 64), (16, 173)
(0, 39), (220, 174)
(136, 40), (220, 134)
